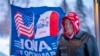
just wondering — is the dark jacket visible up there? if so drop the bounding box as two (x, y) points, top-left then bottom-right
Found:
(56, 30), (98, 56)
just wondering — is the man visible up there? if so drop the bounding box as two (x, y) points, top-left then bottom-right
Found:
(56, 12), (98, 56)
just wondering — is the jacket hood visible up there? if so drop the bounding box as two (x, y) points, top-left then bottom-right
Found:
(62, 12), (80, 39)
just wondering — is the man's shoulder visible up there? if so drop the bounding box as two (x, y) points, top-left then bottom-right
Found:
(75, 30), (89, 39)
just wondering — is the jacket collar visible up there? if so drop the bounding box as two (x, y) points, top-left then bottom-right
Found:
(74, 30), (85, 39)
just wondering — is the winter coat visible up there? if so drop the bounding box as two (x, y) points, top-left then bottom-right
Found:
(56, 30), (99, 56)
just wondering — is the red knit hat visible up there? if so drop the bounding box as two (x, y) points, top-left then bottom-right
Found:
(62, 12), (80, 39)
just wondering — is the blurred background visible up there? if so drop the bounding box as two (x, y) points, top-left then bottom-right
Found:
(0, 0), (98, 56)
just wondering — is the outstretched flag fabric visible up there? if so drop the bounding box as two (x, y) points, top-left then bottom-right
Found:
(10, 5), (65, 56)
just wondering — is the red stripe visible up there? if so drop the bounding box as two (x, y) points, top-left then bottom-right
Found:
(50, 11), (59, 36)
(17, 25), (33, 34)
(16, 20), (24, 26)
(14, 12), (22, 19)
(16, 23), (33, 31)
(18, 30), (33, 38)
(18, 29), (33, 35)
(14, 16), (22, 20)
(15, 17), (23, 23)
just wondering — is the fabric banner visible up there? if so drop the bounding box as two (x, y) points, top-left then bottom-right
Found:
(10, 5), (65, 56)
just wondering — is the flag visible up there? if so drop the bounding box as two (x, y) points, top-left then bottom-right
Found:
(10, 5), (65, 56)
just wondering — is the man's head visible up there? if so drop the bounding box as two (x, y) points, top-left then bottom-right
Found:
(64, 18), (73, 35)
(62, 12), (80, 39)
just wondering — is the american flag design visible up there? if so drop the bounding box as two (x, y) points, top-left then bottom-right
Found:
(14, 12), (34, 38)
